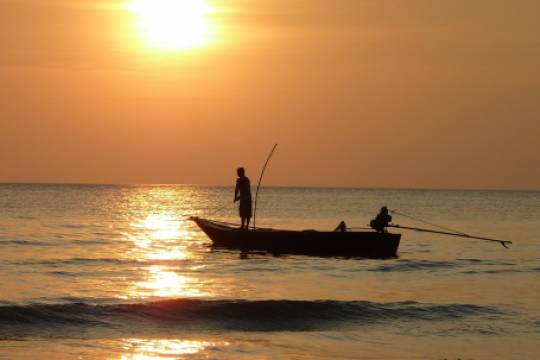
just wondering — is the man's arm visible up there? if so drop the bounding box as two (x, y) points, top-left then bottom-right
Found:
(234, 179), (240, 202)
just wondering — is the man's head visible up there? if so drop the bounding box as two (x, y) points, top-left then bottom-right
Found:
(237, 167), (245, 177)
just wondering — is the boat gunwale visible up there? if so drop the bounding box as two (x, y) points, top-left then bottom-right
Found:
(193, 217), (397, 235)
(193, 217), (298, 233)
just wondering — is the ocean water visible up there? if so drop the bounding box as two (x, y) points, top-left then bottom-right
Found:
(0, 184), (539, 359)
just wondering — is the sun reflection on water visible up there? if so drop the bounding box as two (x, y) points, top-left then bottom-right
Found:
(123, 209), (213, 299)
(129, 265), (212, 298)
(141, 214), (185, 241)
(121, 338), (229, 360)
(128, 213), (196, 261)
(116, 185), (218, 300)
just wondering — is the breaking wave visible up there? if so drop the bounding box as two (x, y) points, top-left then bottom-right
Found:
(0, 298), (501, 335)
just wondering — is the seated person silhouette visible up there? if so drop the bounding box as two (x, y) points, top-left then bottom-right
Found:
(334, 221), (347, 232)
(370, 206), (392, 233)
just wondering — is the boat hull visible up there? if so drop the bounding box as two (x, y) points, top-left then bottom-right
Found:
(192, 217), (400, 258)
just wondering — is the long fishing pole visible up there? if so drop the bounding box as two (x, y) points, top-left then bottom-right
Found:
(208, 201), (232, 216)
(252, 143), (278, 230)
(388, 224), (512, 248)
(185, 200), (232, 222)
(389, 209), (468, 235)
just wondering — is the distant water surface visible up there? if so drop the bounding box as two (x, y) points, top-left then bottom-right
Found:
(0, 184), (539, 359)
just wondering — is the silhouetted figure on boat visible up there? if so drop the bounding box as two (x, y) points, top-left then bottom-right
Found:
(334, 221), (347, 232)
(234, 167), (252, 230)
(370, 206), (392, 233)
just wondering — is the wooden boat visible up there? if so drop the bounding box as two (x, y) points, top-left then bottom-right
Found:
(191, 217), (401, 258)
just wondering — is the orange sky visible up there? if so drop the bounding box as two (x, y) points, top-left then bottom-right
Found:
(1, 0), (539, 189)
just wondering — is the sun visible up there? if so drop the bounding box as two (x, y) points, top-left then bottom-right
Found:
(127, 0), (213, 51)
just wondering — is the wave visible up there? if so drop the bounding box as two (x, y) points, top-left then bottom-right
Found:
(368, 260), (458, 272)
(9, 257), (193, 267)
(0, 239), (110, 248)
(45, 223), (91, 229)
(0, 239), (53, 247)
(367, 259), (524, 273)
(24, 258), (139, 266)
(0, 299), (501, 336)
(462, 268), (538, 275)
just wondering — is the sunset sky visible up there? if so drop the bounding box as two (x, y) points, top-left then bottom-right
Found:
(1, 0), (539, 189)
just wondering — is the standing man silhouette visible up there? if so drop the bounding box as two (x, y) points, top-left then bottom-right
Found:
(234, 167), (252, 230)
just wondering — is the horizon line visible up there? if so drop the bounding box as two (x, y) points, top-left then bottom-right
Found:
(0, 181), (538, 193)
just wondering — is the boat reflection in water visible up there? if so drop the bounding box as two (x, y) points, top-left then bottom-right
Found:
(120, 339), (229, 360)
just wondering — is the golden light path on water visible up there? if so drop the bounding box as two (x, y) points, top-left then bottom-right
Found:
(133, 214), (190, 259)
(115, 189), (225, 359)
(124, 208), (213, 299)
(120, 339), (229, 360)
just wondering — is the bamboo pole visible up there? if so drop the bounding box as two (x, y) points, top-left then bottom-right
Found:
(387, 224), (512, 248)
(252, 144), (278, 230)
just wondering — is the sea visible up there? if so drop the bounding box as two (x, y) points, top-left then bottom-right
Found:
(0, 184), (539, 359)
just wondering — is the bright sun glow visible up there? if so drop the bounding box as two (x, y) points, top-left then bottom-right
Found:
(127, 0), (213, 51)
